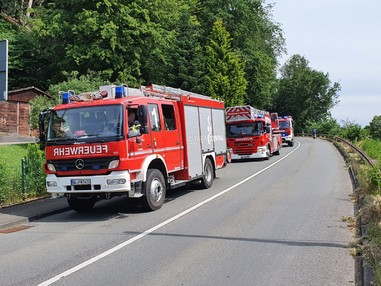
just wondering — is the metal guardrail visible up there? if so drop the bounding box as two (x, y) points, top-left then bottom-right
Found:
(333, 136), (376, 167)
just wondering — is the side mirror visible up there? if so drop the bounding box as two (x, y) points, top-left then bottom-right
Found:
(38, 109), (51, 150)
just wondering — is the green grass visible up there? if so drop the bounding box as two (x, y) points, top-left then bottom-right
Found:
(0, 144), (31, 206)
(360, 138), (381, 161)
(0, 144), (29, 170)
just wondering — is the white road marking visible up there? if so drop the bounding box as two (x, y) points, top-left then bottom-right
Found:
(39, 141), (301, 286)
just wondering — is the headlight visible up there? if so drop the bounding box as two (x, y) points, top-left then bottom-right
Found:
(257, 146), (266, 152)
(47, 181), (57, 187)
(47, 163), (56, 172)
(108, 160), (120, 169)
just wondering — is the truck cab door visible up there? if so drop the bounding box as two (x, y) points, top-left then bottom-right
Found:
(162, 104), (183, 172)
(147, 103), (183, 173)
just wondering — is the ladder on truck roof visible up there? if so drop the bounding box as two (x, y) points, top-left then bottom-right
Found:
(225, 105), (269, 122)
(141, 84), (218, 101)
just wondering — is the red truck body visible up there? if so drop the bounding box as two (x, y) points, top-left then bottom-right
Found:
(225, 105), (282, 160)
(39, 84), (229, 211)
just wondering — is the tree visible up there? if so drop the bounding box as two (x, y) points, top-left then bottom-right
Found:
(27, 0), (182, 87)
(197, 0), (284, 108)
(204, 18), (247, 107)
(165, 6), (206, 93)
(245, 51), (277, 109)
(369, 115), (381, 139)
(273, 55), (341, 131)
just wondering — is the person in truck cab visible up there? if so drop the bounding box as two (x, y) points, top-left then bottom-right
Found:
(128, 111), (136, 126)
(128, 110), (141, 136)
(53, 119), (71, 138)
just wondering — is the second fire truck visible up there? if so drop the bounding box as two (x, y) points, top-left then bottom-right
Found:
(39, 84), (229, 212)
(225, 105), (282, 160)
(275, 115), (294, 147)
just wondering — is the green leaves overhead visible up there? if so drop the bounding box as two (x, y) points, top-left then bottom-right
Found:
(2, 0), (284, 94)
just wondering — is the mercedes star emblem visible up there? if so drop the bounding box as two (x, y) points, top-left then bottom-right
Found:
(75, 159), (85, 170)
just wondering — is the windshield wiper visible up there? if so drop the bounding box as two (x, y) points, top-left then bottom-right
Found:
(47, 138), (78, 145)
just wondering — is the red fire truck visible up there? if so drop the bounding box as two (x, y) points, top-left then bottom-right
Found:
(38, 84), (229, 212)
(274, 116), (294, 147)
(225, 105), (282, 160)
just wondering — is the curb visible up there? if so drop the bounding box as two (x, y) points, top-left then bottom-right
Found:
(0, 214), (29, 231)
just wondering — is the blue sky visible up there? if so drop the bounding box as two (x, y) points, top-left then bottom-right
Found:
(266, 0), (381, 126)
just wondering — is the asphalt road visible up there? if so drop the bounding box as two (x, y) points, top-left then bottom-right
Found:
(0, 137), (355, 286)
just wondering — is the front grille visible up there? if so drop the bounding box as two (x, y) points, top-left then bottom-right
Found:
(233, 141), (257, 155)
(48, 156), (119, 172)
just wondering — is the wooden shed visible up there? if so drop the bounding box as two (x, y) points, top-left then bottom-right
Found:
(0, 87), (50, 136)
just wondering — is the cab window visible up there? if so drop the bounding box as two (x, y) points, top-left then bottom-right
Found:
(162, 104), (176, 131)
(148, 104), (161, 131)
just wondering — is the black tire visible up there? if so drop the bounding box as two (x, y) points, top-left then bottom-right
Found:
(141, 169), (166, 211)
(67, 196), (96, 212)
(264, 145), (270, 160)
(200, 157), (214, 189)
(274, 147), (280, 156)
(288, 141), (294, 147)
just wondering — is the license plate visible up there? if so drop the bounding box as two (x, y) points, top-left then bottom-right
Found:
(71, 179), (91, 185)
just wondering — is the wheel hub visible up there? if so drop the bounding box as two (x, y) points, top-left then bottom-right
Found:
(150, 179), (163, 202)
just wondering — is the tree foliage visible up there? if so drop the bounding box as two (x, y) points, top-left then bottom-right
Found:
(273, 55), (341, 131)
(369, 115), (381, 140)
(2, 0), (284, 100)
(197, 0), (284, 108)
(204, 18), (246, 106)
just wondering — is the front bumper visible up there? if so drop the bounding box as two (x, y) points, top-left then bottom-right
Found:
(46, 170), (131, 196)
(282, 135), (293, 143)
(231, 146), (267, 160)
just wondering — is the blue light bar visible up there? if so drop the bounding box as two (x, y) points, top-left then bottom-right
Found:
(115, 86), (125, 98)
(257, 115), (262, 118)
(62, 92), (70, 104)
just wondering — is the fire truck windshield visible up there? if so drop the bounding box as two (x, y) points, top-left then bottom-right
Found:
(226, 122), (262, 138)
(279, 121), (290, 129)
(47, 105), (124, 143)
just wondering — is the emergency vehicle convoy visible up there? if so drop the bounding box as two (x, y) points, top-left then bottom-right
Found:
(225, 105), (282, 160)
(38, 84), (229, 212)
(274, 115), (294, 147)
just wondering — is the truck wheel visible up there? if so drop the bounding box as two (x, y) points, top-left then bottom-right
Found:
(200, 157), (214, 189)
(67, 196), (96, 212)
(265, 145), (270, 160)
(141, 169), (166, 211)
(288, 141), (294, 147)
(274, 147), (280, 156)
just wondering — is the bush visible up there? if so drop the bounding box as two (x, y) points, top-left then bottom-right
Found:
(339, 123), (364, 142)
(365, 163), (381, 195)
(360, 138), (381, 161)
(0, 162), (23, 206)
(24, 144), (46, 197)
